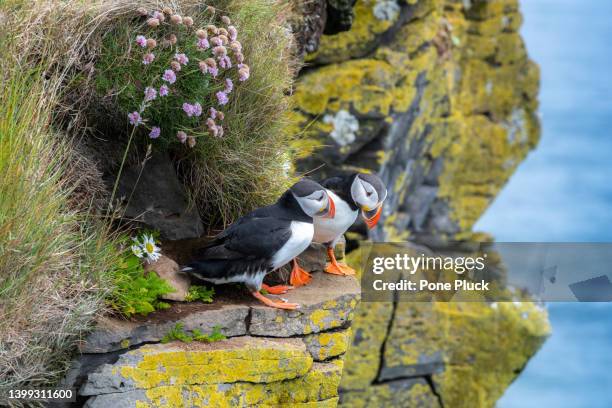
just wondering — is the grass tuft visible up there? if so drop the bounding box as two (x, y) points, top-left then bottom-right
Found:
(0, 0), (296, 401)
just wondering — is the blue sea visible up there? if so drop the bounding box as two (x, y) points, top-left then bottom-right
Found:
(474, 0), (612, 407)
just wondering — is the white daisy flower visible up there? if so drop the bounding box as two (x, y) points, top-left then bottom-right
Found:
(142, 234), (161, 263)
(131, 244), (144, 258)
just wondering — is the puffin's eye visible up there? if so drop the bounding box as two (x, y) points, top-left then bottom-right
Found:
(366, 191), (373, 197)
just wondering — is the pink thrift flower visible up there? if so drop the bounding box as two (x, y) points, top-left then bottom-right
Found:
(209, 66), (219, 78)
(153, 11), (165, 21)
(162, 69), (176, 84)
(229, 41), (242, 53)
(143, 53), (155, 65)
(209, 126), (219, 137)
(221, 16), (231, 25)
(228, 26), (238, 41)
(219, 56), (232, 69)
(136, 35), (147, 48)
(144, 86), (157, 101)
(128, 111), (142, 126)
(182, 103), (195, 117)
(216, 91), (229, 105)
(217, 111), (225, 120)
(187, 136), (196, 148)
(216, 125), (224, 137)
(209, 107), (217, 119)
(159, 85), (169, 96)
(149, 126), (161, 139)
(199, 61), (208, 73)
(213, 45), (227, 57)
(177, 131), (187, 143)
(175, 53), (189, 65)
(238, 66), (250, 82)
(193, 102), (202, 117)
(211, 37), (222, 47)
(224, 78), (234, 94)
(171, 61), (182, 72)
(197, 38), (210, 50)
(235, 52), (245, 64)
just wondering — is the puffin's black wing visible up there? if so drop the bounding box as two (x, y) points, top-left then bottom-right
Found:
(185, 216), (292, 281)
(218, 216), (291, 259)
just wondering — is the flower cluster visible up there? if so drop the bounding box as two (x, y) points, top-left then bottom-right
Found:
(127, 6), (251, 148)
(131, 233), (161, 263)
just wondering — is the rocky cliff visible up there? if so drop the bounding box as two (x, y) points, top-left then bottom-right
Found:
(64, 246), (360, 407)
(290, 0), (549, 406)
(63, 0), (549, 406)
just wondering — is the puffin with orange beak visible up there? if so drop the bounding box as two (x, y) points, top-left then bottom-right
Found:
(182, 179), (335, 309)
(289, 172), (386, 285)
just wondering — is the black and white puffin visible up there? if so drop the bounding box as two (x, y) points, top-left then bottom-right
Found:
(181, 179), (335, 310)
(289, 172), (387, 285)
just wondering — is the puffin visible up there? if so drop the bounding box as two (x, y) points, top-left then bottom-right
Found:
(181, 178), (335, 310)
(289, 172), (387, 286)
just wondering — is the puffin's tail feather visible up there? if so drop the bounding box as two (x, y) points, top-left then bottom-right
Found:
(180, 259), (231, 281)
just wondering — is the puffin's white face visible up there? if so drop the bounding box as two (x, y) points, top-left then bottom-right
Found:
(351, 174), (387, 229)
(294, 190), (335, 218)
(351, 176), (382, 211)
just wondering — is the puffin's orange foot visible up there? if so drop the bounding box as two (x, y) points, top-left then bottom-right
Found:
(252, 291), (299, 310)
(261, 283), (293, 295)
(324, 262), (356, 276)
(289, 259), (312, 287)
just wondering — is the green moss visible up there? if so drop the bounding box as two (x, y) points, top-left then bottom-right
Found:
(185, 285), (215, 303)
(161, 323), (227, 344)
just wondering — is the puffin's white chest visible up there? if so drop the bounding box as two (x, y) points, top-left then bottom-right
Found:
(271, 221), (313, 269)
(313, 190), (358, 244)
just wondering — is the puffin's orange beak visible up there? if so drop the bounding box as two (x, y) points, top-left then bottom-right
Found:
(362, 205), (382, 229)
(323, 196), (336, 218)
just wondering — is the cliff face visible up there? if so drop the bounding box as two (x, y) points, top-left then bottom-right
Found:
(66, 1), (548, 407)
(290, 0), (548, 406)
(292, 0), (540, 242)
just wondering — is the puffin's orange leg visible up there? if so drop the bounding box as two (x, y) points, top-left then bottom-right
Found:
(251, 290), (299, 310)
(289, 258), (312, 287)
(324, 247), (356, 276)
(261, 283), (293, 295)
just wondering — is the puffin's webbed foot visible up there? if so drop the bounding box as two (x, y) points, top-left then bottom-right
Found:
(261, 283), (293, 295)
(289, 258), (312, 287)
(251, 290), (299, 310)
(324, 247), (356, 276)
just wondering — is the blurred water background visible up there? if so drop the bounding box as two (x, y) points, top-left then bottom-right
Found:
(474, 0), (612, 406)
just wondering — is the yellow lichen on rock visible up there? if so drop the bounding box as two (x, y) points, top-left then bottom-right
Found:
(304, 329), (353, 361)
(340, 298), (549, 407)
(118, 338), (313, 390)
(307, 0), (399, 64)
(136, 360), (343, 407)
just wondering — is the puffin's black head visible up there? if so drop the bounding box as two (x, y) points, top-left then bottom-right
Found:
(290, 179), (335, 219)
(350, 173), (387, 229)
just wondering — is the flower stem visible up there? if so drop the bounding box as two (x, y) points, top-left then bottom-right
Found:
(107, 125), (137, 216)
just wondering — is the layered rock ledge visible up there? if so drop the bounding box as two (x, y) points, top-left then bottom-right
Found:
(64, 264), (360, 407)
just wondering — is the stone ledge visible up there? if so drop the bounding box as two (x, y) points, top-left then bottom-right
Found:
(249, 273), (360, 337)
(80, 339), (344, 408)
(81, 304), (250, 354)
(80, 337), (313, 396)
(82, 272), (360, 354)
